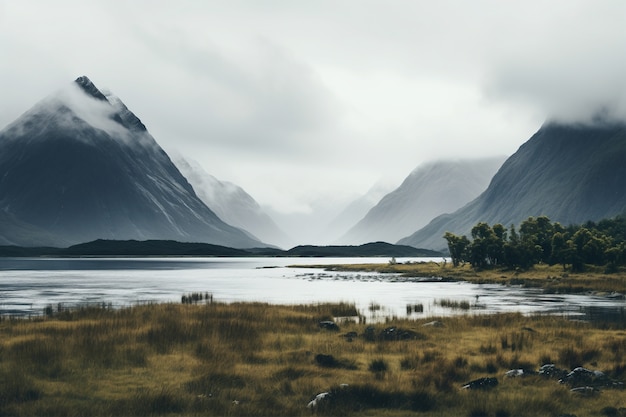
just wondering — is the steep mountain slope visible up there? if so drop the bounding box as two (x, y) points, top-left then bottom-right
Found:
(399, 121), (626, 250)
(326, 180), (395, 243)
(172, 155), (293, 248)
(338, 157), (505, 244)
(0, 76), (264, 248)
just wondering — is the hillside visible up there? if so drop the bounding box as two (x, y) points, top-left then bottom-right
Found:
(339, 158), (505, 244)
(0, 77), (264, 248)
(399, 121), (626, 250)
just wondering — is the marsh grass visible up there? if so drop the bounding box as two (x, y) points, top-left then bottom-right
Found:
(436, 298), (472, 310)
(320, 262), (626, 293)
(2, 302), (626, 416)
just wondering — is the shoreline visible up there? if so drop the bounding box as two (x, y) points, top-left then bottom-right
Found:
(296, 261), (626, 294)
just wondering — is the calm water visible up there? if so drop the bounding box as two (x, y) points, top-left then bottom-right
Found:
(0, 257), (624, 321)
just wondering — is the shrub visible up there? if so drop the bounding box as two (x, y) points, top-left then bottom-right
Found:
(368, 358), (388, 373)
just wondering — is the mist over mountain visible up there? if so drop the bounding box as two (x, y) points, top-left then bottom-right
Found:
(172, 154), (293, 248)
(325, 180), (395, 243)
(399, 121), (626, 251)
(338, 157), (506, 245)
(0, 76), (265, 248)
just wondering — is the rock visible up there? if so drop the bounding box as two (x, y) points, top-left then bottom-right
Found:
(559, 367), (607, 387)
(422, 320), (444, 328)
(505, 369), (525, 378)
(538, 364), (568, 380)
(461, 377), (499, 390)
(381, 326), (416, 341)
(307, 392), (330, 409)
(343, 331), (357, 342)
(570, 386), (600, 396)
(319, 320), (340, 331)
(505, 368), (536, 378)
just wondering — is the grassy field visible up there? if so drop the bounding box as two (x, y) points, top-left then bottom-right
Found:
(2, 300), (626, 416)
(311, 261), (626, 294)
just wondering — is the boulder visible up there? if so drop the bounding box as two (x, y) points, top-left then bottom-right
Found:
(461, 377), (498, 390)
(505, 369), (524, 378)
(538, 364), (568, 380)
(570, 386), (600, 396)
(381, 326), (420, 341)
(307, 392), (330, 409)
(559, 367), (607, 387)
(319, 320), (340, 331)
(422, 320), (444, 327)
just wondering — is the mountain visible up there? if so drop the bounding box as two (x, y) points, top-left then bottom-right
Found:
(0, 76), (265, 248)
(172, 154), (293, 248)
(338, 157), (506, 245)
(326, 180), (395, 243)
(399, 121), (626, 251)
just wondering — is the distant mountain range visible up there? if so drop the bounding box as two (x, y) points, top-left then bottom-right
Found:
(172, 154), (293, 248)
(338, 157), (506, 244)
(0, 76), (265, 248)
(326, 180), (395, 243)
(399, 121), (626, 251)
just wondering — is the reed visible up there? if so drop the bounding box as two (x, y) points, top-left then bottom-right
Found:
(1, 301), (626, 416)
(317, 262), (626, 293)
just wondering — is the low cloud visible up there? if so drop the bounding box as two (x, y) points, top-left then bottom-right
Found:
(131, 29), (343, 160)
(482, 1), (626, 125)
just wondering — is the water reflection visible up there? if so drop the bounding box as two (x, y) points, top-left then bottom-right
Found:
(0, 257), (624, 323)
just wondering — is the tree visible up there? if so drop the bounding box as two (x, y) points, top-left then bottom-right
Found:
(443, 232), (469, 267)
(550, 231), (571, 270)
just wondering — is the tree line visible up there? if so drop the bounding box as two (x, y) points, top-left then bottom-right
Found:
(443, 214), (626, 272)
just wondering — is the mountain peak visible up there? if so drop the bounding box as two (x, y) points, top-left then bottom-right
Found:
(0, 78), (266, 249)
(74, 76), (108, 102)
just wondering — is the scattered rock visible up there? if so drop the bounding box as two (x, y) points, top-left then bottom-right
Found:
(570, 386), (600, 396)
(343, 331), (357, 342)
(319, 320), (340, 331)
(559, 367), (608, 387)
(461, 377), (499, 390)
(380, 326), (422, 341)
(505, 369), (524, 378)
(307, 392), (330, 409)
(505, 368), (536, 378)
(538, 364), (568, 380)
(422, 320), (444, 328)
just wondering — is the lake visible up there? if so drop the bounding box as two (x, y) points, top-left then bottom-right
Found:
(0, 257), (624, 322)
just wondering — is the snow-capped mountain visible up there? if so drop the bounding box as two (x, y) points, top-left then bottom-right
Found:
(172, 155), (293, 248)
(338, 157), (506, 244)
(0, 76), (265, 248)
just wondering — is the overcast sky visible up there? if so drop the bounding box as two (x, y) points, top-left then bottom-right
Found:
(2, 1), (626, 220)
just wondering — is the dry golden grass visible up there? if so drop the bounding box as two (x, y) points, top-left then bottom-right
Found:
(314, 261), (626, 293)
(1, 302), (626, 416)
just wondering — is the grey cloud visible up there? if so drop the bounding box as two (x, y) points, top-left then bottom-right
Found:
(129, 27), (343, 160)
(482, 1), (626, 124)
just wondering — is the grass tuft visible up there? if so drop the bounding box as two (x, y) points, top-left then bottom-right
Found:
(1, 302), (626, 416)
